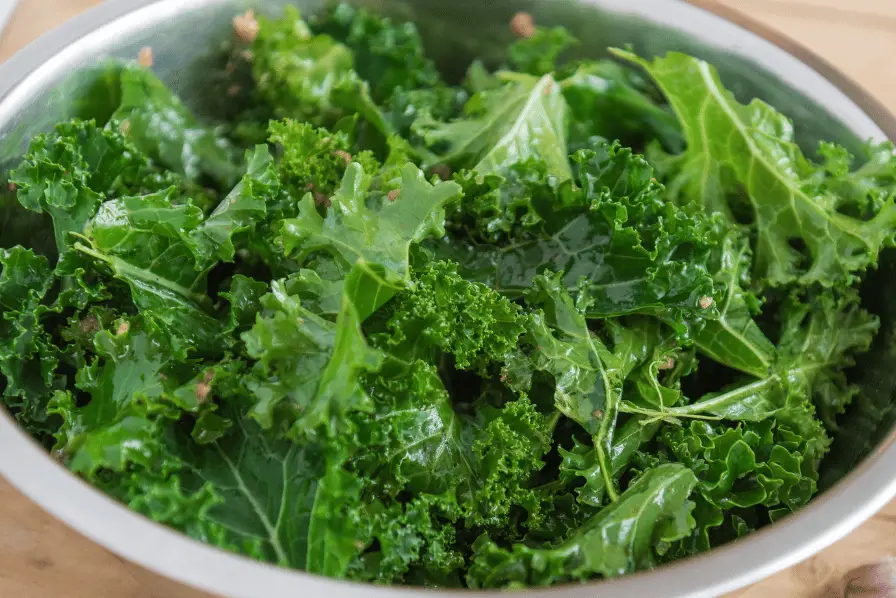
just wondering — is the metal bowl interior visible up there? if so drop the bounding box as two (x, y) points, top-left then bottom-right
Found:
(1, 1), (896, 597)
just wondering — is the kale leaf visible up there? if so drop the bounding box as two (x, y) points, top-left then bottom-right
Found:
(2, 4), (894, 590)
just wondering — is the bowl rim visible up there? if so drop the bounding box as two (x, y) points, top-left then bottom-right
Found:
(1, 1), (895, 597)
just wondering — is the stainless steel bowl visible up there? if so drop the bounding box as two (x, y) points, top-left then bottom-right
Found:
(1, 1), (895, 597)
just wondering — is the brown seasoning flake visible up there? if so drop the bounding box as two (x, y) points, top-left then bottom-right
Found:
(387, 189), (400, 202)
(227, 84), (242, 97)
(115, 321), (130, 336)
(314, 192), (332, 208)
(233, 10), (260, 43)
(78, 315), (100, 335)
(195, 382), (211, 404)
(138, 46), (153, 68)
(332, 150), (352, 165)
(510, 12), (536, 39)
(592, 409), (604, 419)
(699, 296), (714, 309)
(658, 356), (676, 371)
(7, 182), (16, 192)
(431, 164), (453, 181)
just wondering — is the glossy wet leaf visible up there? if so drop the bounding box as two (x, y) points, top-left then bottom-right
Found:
(467, 464), (698, 587)
(113, 66), (242, 187)
(619, 50), (896, 286)
(418, 73), (571, 180)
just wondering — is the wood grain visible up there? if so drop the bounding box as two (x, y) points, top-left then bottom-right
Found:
(1, 0), (896, 596)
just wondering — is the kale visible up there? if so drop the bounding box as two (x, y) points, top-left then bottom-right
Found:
(3, 2), (896, 590)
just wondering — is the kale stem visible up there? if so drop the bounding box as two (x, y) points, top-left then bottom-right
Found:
(546, 410), (562, 433)
(595, 440), (619, 502)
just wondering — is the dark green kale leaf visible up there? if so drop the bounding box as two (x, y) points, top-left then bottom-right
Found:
(560, 60), (683, 152)
(268, 120), (374, 199)
(48, 315), (189, 475)
(521, 272), (627, 437)
(281, 161), (461, 319)
(560, 417), (659, 507)
(220, 274), (268, 340)
(357, 357), (551, 531)
(348, 491), (463, 584)
(467, 463), (697, 587)
(0, 247), (61, 439)
(384, 85), (467, 145)
(113, 66), (242, 188)
(114, 397), (332, 572)
(684, 231), (776, 377)
(776, 291), (878, 431)
(442, 140), (718, 321)
(507, 27), (578, 76)
(447, 159), (554, 243)
(312, 3), (441, 103)
(622, 290), (873, 467)
(559, 318), (693, 507)
(507, 273), (656, 502)
(11, 120), (144, 254)
(373, 260), (526, 371)
(252, 6), (390, 137)
(74, 189), (222, 351)
(660, 419), (817, 513)
(189, 145), (278, 265)
(242, 270), (382, 437)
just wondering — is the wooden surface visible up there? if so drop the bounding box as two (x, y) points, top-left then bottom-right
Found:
(1, 0), (895, 596)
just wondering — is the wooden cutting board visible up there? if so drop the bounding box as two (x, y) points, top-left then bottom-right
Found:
(2, 1), (896, 596)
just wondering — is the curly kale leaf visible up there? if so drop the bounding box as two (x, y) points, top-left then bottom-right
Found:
(560, 59), (683, 152)
(10, 120), (146, 253)
(660, 419), (817, 513)
(110, 396), (335, 572)
(776, 291), (878, 431)
(417, 73), (571, 180)
(560, 417), (659, 508)
(618, 50), (896, 286)
(467, 464), (697, 587)
(521, 272), (627, 437)
(281, 161), (460, 318)
(268, 120), (375, 198)
(113, 66), (242, 188)
(443, 140), (718, 320)
(75, 189), (222, 351)
(348, 492), (463, 584)
(252, 6), (389, 136)
(312, 3), (441, 103)
(623, 290), (872, 466)
(508, 273), (665, 502)
(373, 260), (526, 371)
(559, 319), (693, 507)
(189, 145), (278, 265)
(0, 247), (61, 438)
(447, 157), (560, 244)
(49, 316), (192, 475)
(507, 27), (578, 76)
(684, 231), (776, 377)
(357, 358), (551, 531)
(242, 271), (382, 437)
